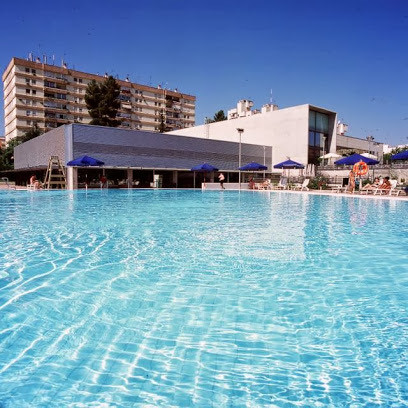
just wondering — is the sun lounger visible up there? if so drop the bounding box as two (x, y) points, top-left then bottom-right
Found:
(272, 177), (288, 190)
(373, 180), (399, 196)
(292, 179), (309, 191)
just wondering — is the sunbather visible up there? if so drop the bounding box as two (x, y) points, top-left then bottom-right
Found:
(378, 176), (391, 190)
(362, 177), (380, 190)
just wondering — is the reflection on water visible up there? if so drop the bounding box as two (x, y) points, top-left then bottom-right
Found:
(0, 190), (407, 407)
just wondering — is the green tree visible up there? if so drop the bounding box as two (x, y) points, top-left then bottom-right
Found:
(0, 138), (22, 170)
(213, 110), (227, 122)
(158, 112), (166, 133)
(0, 124), (44, 170)
(21, 123), (43, 143)
(205, 110), (227, 124)
(85, 76), (120, 127)
(383, 146), (408, 164)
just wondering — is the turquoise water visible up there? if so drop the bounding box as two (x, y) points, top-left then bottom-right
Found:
(0, 189), (407, 407)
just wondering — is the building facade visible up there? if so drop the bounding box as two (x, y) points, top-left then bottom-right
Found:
(170, 101), (338, 166)
(14, 124), (272, 189)
(169, 100), (384, 165)
(3, 57), (196, 142)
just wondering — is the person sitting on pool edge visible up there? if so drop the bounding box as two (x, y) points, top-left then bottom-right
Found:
(29, 174), (42, 190)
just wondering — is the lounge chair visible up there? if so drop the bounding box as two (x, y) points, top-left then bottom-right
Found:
(292, 179), (309, 191)
(273, 177), (288, 190)
(373, 179), (399, 196)
(256, 179), (271, 190)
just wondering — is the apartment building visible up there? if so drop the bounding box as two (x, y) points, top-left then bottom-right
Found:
(2, 57), (196, 142)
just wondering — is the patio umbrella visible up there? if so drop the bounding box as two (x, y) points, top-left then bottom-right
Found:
(238, 162), (268, 187)
(274, 159), (304, 184)
(274, 159), (304, 169)
(238, 162), (267, 171)
(190, 163), (219, 172)
(391, 150), (408, 161)
(67, 155), (105, 190)
(361, 152), (378, 160)
(67, 155), (105, 166)
(319, 152), (342, 165)
(319, 152), (342, 160)
(334, 153), (379, 165)
(190, 163), (218, 188)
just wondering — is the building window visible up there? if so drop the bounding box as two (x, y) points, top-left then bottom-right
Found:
(25, 67), (30, 73)
(309, 110), (329, 164)
(78, 78), (82, 83)
(26, 89), (30, 94)
(32, 90), (36, 95)
(74, 78), (77, 82)
(32, 69), (36, 74)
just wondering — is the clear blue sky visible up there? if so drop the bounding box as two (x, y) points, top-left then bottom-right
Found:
(1, 0), (407, 146)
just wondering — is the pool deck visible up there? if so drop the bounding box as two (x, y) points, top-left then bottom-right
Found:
(1, 184), (407, 200)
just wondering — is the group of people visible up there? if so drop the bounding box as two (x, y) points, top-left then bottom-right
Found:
(348, 171), (392, 192)
(362, 176), (391, 191)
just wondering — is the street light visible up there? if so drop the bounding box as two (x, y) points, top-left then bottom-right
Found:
(237, 128), (244, 188)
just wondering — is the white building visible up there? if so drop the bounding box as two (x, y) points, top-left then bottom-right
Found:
(170, 101), (337, 166)
(169, 100), (384, 166)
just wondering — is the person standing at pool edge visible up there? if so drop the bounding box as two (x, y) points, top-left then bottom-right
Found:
(347, 169), (355, 193)
(218, 173), (225, 189)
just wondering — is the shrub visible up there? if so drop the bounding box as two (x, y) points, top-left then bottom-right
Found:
(308, 176), (330, 190)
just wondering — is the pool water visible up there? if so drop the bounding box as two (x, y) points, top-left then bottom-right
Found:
(0, 190), (407, 407)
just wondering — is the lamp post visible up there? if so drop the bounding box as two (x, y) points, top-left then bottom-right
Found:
(237, 128), (244, 188)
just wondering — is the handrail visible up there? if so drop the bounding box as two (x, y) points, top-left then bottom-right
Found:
(1, 177), (16, 190)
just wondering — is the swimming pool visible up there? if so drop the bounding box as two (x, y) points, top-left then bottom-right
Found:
(0, 190), (407, 407)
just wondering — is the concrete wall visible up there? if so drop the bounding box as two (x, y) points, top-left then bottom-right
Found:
(168, 104), (333, 166)
(337, 134), (383, 159)
(14, 126), (65, 169)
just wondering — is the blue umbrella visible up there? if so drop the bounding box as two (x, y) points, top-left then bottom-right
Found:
(334, 153), (379, 165)
(274, 160), (304, 185)
(67, 155), (105, 166)
(391, 150), (408, 161)
(190, 163), (219, 172)
(191, 163), (218, 189)
(239, 162), (267, 171)
(274, 159), (304, 169)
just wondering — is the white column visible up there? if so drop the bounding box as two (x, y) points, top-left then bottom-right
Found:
(127, 168), (133, 188)
(66, 167), (78, 190)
